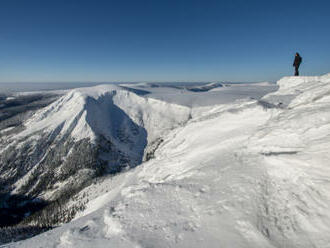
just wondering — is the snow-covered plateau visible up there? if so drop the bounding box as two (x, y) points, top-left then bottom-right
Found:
(2, 74), (330, 247)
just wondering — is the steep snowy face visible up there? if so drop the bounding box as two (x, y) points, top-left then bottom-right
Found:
(10, 74), (330, 248)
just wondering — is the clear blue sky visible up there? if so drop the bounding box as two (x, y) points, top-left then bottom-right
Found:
(0, 0), (329, 83)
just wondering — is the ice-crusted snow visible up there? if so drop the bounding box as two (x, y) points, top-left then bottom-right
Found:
(5, 74), (330, 248)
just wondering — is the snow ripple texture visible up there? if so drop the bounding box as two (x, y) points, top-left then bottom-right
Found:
(6, 74), (330, 248)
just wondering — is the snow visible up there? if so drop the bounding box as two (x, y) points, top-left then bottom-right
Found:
(14, 84), (191, 145)
(0, 126), (15, 134)
(4, 74), (330, 247)
(5, 97), (15, 101)
(7, 84), (192, 198)
(122, 82), (277, 107)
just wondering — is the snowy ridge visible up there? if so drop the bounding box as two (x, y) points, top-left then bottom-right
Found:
(5, 74), (330, 248)
(16, 84), (191, 145)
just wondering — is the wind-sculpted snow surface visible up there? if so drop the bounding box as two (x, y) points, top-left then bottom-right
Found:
(5, 74), (330, 247)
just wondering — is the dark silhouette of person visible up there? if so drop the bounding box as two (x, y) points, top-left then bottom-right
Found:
(293, 52), (302, 76)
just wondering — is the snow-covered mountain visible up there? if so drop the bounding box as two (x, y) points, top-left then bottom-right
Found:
(4, 73), (330, 247)
(0, 85), (191, 227)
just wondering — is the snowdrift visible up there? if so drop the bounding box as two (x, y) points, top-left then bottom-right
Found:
(6, 74), (330, 248)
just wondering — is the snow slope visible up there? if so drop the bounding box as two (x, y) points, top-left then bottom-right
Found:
(5, 74), (330, 248)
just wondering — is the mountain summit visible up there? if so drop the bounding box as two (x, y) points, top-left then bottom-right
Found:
(0, 85), (191, 227)
(2, 74), (330, 247)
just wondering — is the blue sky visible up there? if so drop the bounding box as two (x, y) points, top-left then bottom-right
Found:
(0, 0), (329, 82)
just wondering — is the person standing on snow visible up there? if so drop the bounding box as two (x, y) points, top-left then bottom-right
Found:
(293, 52), (302, 76)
